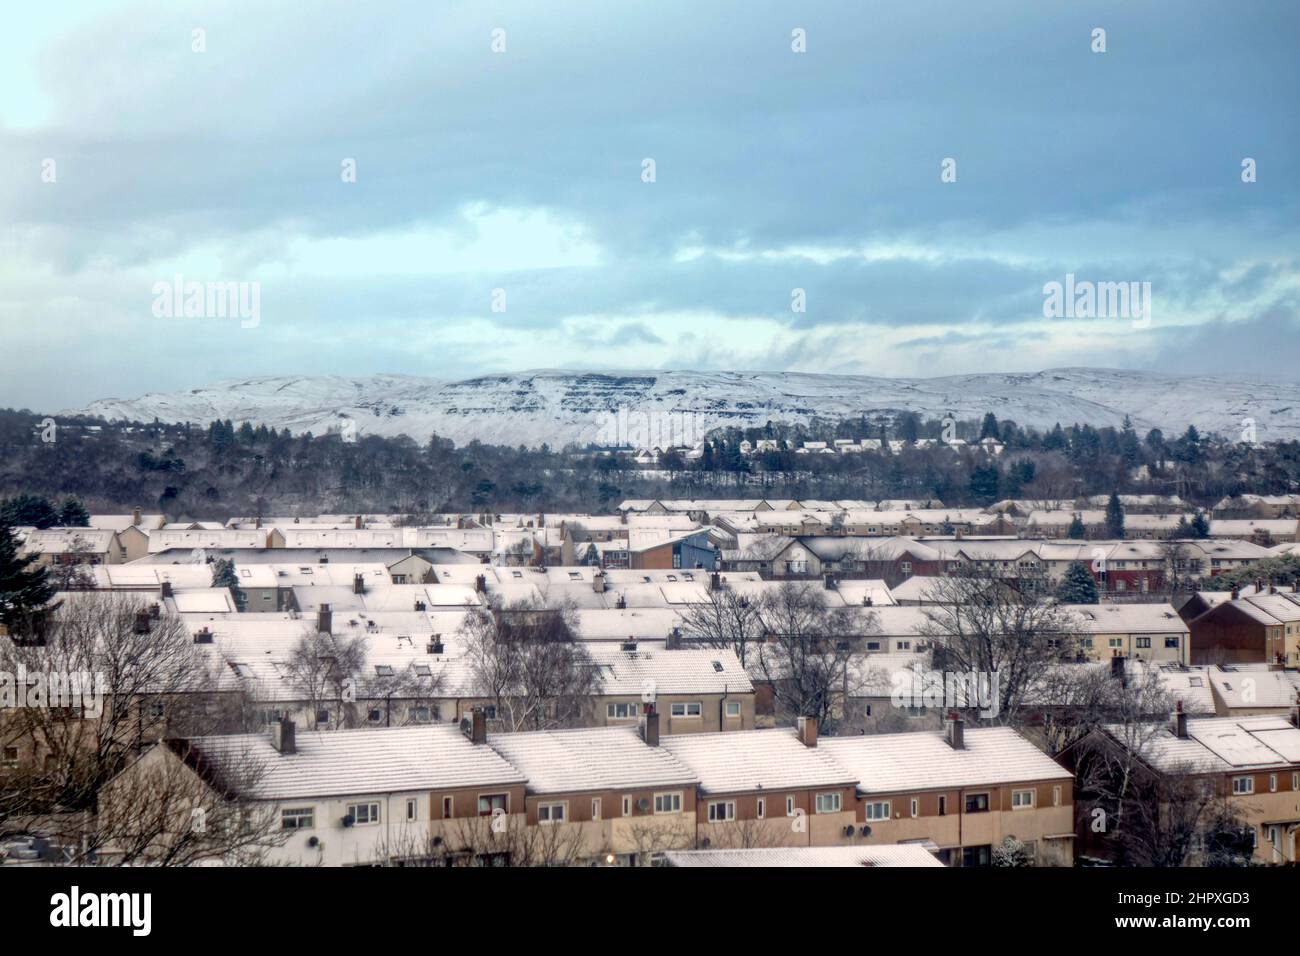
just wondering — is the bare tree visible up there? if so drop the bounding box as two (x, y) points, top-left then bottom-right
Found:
(0, 592), (224, 824)
(916, 566), (1081, 724)
(281, 627), (368, 729)
(753, 582), (864, 731)
(91, 742), (288, 866)
(459, 598), (600, 731)
(676, 587), (764, 666)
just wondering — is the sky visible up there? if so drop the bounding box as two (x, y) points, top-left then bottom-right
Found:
(1, 0), (1297, 411)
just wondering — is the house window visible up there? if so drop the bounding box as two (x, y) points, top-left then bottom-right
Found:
(938, 795), (947, 816)
(965, 793), (990, 813)
(622, 795), (632, 817)
(725, 701), (742, 718)
(670, 702), (702, 717)
(411, 706), (432, 723)
(478, 794), (508, 815)
(367, 708), (383, 723)
(1052, 786), (1062, 807)
(815, 792), (843, 814)
(900, 561), (912, 575)
(1012, 789), (1035, 809)
(607, 702), (638, 719)
(910, 798), (919, 818)
(756, 798), (765, 819)
(347, 802), (381, 825)
(406, 798), (418, 821)
(482, 705), (498, 719)
(442, 796), (453, 819)
(316, 709), (330, 725)
(1165, 637), (1180, 648)
(1232, 776), (1254, 795)
(1108, 638), (1123, 649)
(653, 792), (682, 814)
(785, 796), (796, 816)
(281, 807), (314, 830)
(537, 802), (566, 824)
(592, 798), (601, 820)
(707, 801), (736, 822)
(1136, 637), (1151, 649)
(1293, 773), (1299, 791)
(896, 640), (910, 651)
(1, 746), (18, 769)
(865, 801), (890, 821)
(1269, 774), (1278, 793)
(961, 845), (992, 867)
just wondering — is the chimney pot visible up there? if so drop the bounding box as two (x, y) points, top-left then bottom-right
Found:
(132, 508), (142, 526)
(640, 703), (660, 747)
(463, 707), (487, 744)
(317, 603), (332, 634)
(797, 715), (818, 748)
(1172, 700), (1189, 739)
(944, 710), (965, 750)
(353, 573), (365, 595)
(272, 717), (297, 754)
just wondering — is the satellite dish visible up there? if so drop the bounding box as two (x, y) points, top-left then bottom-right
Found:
(636, 798), (651, 812)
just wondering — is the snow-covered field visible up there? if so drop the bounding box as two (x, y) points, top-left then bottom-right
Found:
(70, 367), (1299, 448)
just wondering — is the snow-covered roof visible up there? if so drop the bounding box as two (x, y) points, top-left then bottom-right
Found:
(486, 725), (697, 794)
(1108, 715), (1300, 774)
(661, 728), (857, 794)
(181, 724), (527, 800)
(821, 727), (1071, 795)
(588, 646), (753, 696)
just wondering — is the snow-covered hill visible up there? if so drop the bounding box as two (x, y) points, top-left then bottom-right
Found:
(69, 368), (1298, 447)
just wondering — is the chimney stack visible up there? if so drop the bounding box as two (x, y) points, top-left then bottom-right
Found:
(133, 611), (152, 634)
(1270, 653), (1284, 672)
(193, 626), (213, 644)
(710, 572), (721, 592)
(132, 508), (142, 527)
(640, 703), (660, 747)
(462, 708), (487, 744)
(353, 573), (365, 595)
(1291, 693), (1300, 729)
(593, 570), (605, 593)
(797, 715), (818, 748)
(354, 515), (363, 530)
(1171, 699), (1188, 739)
(255, 515), (262, 529)
(317, 603), (332, 635)
(944, 710), (965, 750)
(475, 574), (487, 594)
(271, 717), (297, 754)
(159, 580), (173, 599)
(1230, 586), (1240, 600)
(1110, 651), (1126, 683)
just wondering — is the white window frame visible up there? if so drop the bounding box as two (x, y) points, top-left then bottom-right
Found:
(442, 795), (453, 819)
(725, 701), (742, 717)
(653, 792), (682, 814)
(406, 798), (418, 821)
(670, 702), (702, 718)
(537, 801), (567, 824)
(591, 798), (601, 821)
(281, 807), (315, 830)
(607, 701), (638, 719)
(785, 796), (796, 816)
(707, 800), (736, 822)
(622, 795), (632, 817)
(815, 792), (843, 814)
(865, 801), (890, 821)
(1232, 776), (1254, 795)
(1012, 789), (1035, 809)
(1052, 785), (1062, 807)
(756, 798), (765, 819)
(1270, 774), (1278, 793)
(347, 802), (381, 826)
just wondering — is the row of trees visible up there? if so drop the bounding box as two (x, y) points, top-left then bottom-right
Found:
(3, 405), (1298, 519)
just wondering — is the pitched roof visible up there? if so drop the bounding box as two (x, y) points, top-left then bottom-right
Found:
(486, 725), (697, 794)
(182, 724), (527, 800)
(661, 728), (858, 794)
(662, 845), (943, 867)
(820, 727), (1071, 795)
